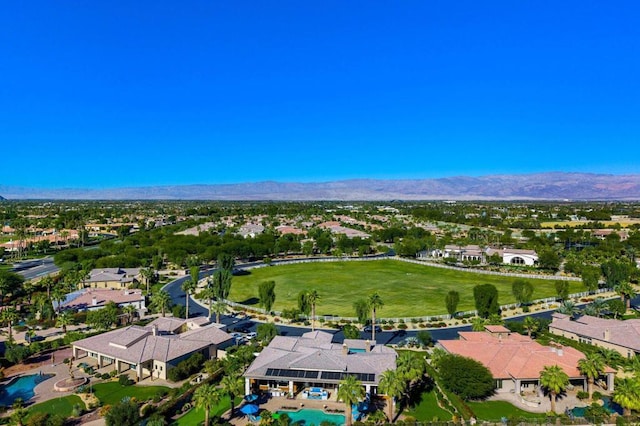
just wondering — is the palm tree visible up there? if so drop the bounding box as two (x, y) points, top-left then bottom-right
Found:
(471, 317), (486, 331)
(368, 292), (384, 341)
(396, 352), (426, 384)
(141, 267), (155, 294)
(578, 353), (605, 400)
(307, 290), (320, 331)
(1, 308), (20, 342)
(615, 281), (636, 310)
(211, 300), (227, 324)
(123, 305), (137, 325)
(337, 375), (365, 426)
(523, 316), (539, 338)
(539, 365), (569, 413)
(613, 377), (640, 416)
(181, 278), (196, 319)
(51, 285), (67, 313)
(55, 310), (74, 335)
(599, 347), (624, 370)
(557, 301), (579, 317)
(192, 384), (221, 426)
(151, 290), (172, 317)
(378, 369), (406, 423)
(220, 374), (244, 420)
(39, 276), (54, 299)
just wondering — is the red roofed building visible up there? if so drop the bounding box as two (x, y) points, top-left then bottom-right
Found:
(438, 326), (616, 394)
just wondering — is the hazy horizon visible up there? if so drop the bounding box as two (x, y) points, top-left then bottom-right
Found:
(2, 2), (639, 189)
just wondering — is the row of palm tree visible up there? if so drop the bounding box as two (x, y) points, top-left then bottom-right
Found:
(192, 373), (244, 426)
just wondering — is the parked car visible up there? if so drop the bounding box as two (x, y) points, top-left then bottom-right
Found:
(363, 325), (382, 333)
(246, 332), (257, 340)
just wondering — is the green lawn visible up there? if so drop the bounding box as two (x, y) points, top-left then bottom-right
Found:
(404, 389), (452, 422)
(173, 395), (240, 426)
(467, 401), (547, 421)
(229, 259), (582, 317)
(93, 382), (169, 406)
(27, 395), (85, 418)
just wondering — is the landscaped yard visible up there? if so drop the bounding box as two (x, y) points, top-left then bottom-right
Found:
(404, 389), (452, 422)
(93, 382), (169, 406)
(230, 259), (583, 317)
(27, 395), (85, 419)
(467, 400), (548, 421)
(173, 395), (240, 426)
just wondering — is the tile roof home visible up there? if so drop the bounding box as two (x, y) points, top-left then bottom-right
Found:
(549, 313), (640, 358)
(243, 331), (396, 398)
(72, 317), (232, 381)
(60, 288), (145, 312)
(438, 326), (615, 394)
(85, 267), (141, 289)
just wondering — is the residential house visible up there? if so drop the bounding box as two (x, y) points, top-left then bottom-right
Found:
(85, 268), (141, 289)
(59, 288), (145, 312)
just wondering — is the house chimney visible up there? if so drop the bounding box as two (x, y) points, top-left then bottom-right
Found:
(92, 296), (97, 306)
(365, 340), (371, 352)
(604, 329), (610, 341)
(342, 343), (348, 355)
(152, 325), (158, 336)
(557, 348), (564, 356)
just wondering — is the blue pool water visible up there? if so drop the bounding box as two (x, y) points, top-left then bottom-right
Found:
(570, 396), (623, 417)
(0, 374), (53, 406)
(277, 408), (345, 425)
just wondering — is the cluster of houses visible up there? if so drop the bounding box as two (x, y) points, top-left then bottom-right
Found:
(418, 245), (539, 266)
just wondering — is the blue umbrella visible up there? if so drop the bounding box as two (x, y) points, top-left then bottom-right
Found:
(244, 394), (259, 402)
(240, 404), (260, 415)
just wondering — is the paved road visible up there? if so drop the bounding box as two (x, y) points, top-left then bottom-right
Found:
(13, 256), (59, 281)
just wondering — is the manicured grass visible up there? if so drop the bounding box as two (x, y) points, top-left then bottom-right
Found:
(27, 395), (85, 418)
(467, 401), (547, 420)
(229, 259), (583, 317)
(404, 389), (452, 422)
(173, 395), (240, 426)
(93, 382), (169, 406)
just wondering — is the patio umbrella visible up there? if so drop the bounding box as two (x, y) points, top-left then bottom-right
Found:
(240, 404), (260, 415)
(244, 394), (259, 403)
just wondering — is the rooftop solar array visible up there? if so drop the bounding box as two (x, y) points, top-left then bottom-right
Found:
(265, 368), (375, 382)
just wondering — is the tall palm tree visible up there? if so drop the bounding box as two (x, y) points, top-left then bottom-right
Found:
(55, 310), (74, 335)
(613, 377), (640, 416)
(220, 374), (244, 420)
(1, 308), (20, 342)
(307, 290), (320, 332)
(51, 285), (67, 313)
(141, 267), (155, 294)
(578, 353), (605, 401)
(151, 290), (172, 317)
(523, 316), (539, 338)
(368, 292), (384, 341)
(181, 278), (196, 319)
(211, 300), (227, 324)
(557, 300), (579, 317)
(378, 369), (406, 423)
(599, 347), (624, 370)
(337, 375), (365, 426)
(396, 352), (426, 384)
(615, 281), (636, 310)
(539, 365), (569, 413)
(192, 384), (221, 426)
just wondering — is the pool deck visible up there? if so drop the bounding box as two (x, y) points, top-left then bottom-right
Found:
(229, 396), (351, 425)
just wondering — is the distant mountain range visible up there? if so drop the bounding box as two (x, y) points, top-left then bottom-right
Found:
(2, 173), (640, 201)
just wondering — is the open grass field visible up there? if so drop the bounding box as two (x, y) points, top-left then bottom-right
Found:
(93, 382), (169, 406)
(540, 218), (640, 228)
(404, 389), (452, 421)
(229, 259), (583, 317)
(27, 395), (85, 419)
(467, 400), (547, 420)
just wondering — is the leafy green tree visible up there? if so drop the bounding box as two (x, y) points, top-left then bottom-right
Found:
(444, 290), (459, 318)
(193, 384), (221, 426)
(578, 353), (605, 401)
(581, 265), (601, 294)
(86, 302), (118, 330)
(473, 284), (499, 319)
(0, 271), (24, 306)
(554, 280), (569, 301)
(105, 397), (140, 426)
(297, 291), (310, 316)
(151, 290), (172, 317)
(258, 280), (276, 312)
(256, 322), (278, 345)
(511, 280), (534, 306)
(614, 281), (636, 309)
(602, 258), (631, 288)
(437, 354), (494, 400)
(210, 269), (232, 301)
(612, 377), (640, 416)
(369, 292), (384, 341)
(353, 299), (370, 324)
(539, 365), (569, 413)
(342, 324), (360, 339)
(217, 253), (235, 272)
(337, 375), (365, 426)
(416, 330), (432, 347)
(378, 369), (406, 422)
(220, 374), (244, 419)
(538, 248), (561, 271)
(607, 298), (626, 319)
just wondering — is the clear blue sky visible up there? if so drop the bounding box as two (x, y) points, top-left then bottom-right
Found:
(1, 1), (639, 188)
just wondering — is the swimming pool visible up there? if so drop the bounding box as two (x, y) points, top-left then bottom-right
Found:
(276, 408), (345, 425)
(570, 396), (623, 418)
(0, 374), (54, 406)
